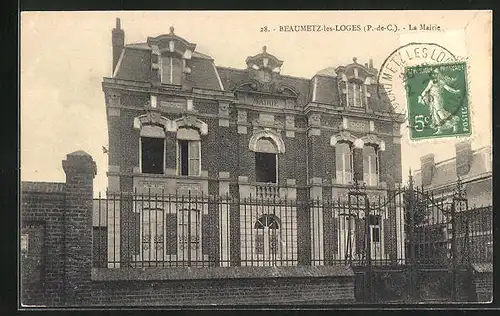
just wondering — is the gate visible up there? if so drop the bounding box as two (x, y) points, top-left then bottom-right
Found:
(347, 174), (472, 303)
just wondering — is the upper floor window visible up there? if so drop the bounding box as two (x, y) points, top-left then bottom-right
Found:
(347, 81), (364, 108)
(177, 127), (201, 176)
(161, 56), (183, 85)
(336, 142), (353, 185)
(363, 145), (379, 186)
(140, 125), (166, 175)
(254, 137), (278, 183)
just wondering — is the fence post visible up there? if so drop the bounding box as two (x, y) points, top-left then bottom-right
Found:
(451, 202), (458, 301)
(62, 151), (96, 306)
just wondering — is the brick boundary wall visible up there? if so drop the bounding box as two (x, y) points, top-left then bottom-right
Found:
(21, 151), (96, 307)
(471, 263), (493, 303)
(21, 182), (66, 306)
(91, 275), (355, 306)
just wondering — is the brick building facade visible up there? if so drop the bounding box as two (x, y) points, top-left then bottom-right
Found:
(100, 18), (405, 267)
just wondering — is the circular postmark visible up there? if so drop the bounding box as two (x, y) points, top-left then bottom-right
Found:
(377, 43), (469, 139)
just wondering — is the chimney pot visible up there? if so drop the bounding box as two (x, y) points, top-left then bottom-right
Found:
(456, 141), (473, 176)
(112, 18), (125, 75)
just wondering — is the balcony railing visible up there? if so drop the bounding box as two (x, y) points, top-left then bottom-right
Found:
(255, 183), (279, 199)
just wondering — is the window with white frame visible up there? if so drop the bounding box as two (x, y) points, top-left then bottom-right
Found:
(363, 145), (379, 186)
(178, 209), (202, 262)
(336, 142), (353, 185)
(140, 125), (165, 175)
(160, 55), (183, 85)
(177, 128), (201, 176)
(347, 81), (364, 107)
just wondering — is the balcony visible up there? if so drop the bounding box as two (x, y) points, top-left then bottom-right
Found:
(255, 183), (280, 200)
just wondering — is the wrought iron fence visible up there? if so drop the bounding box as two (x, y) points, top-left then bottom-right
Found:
(92, 179), (492, 269)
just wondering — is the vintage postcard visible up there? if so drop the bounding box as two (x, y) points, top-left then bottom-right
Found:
(20, 11), (492, 307)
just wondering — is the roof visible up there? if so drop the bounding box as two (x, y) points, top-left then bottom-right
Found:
(113, 37), (399, 113)
(413, 146), (492, 189)
(215, 66), (311, 106)
(316, 67), (337, 77)
(115, 43), (221, 90)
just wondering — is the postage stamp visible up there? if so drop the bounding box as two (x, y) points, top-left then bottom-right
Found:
(404, 62), (471, 140)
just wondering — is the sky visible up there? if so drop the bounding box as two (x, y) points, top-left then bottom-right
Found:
(20, 11), (492, 195)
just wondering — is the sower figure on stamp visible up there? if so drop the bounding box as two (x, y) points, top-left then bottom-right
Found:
(418, 68), (460, 135)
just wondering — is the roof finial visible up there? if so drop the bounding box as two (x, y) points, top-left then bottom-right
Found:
(170, 26), (175, 34)
(115, 17), (121, 29)
(262, 45), (267, 53)
(353, 57), (357, 63)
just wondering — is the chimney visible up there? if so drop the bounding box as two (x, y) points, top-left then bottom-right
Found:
(420, 154), (435, 187)
(369, 59), (373, 69)
(455, 140), (473, 176)
(112, 17), (125, 75)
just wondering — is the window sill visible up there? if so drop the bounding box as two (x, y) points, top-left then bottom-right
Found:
(133, 173), (210, 181)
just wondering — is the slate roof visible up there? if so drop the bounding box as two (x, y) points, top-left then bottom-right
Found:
(216, 66), (311, 106)
(112, 38), (398, 113)
(114, 42), (223, 91)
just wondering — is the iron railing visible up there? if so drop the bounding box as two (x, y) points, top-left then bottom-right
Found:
(92, 182), (491, 269)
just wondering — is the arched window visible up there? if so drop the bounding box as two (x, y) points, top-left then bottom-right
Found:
(254, 137), (278, 183)
(363, 145), (379, 186)
(254, 214), (280, 264)
(336, 142), (353, 185)
(177, 127), (201, 176)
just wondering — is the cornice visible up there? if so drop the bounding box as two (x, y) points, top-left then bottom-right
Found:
(102, 78), (236, 103)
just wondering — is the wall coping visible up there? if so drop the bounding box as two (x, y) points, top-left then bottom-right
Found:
(91, 265), (354, 281)
(471, 262), (492, 274)
(21, 181), (66, 193)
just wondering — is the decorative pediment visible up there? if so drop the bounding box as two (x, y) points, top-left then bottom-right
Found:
(235, 80), (299, 97)
(147, 27), (196, 58)
(361, 134), (386, 151)
(330, 131), (357, 147)
(133, 110), (172, 130)
(246, 46), (283, 73)
(335, 57), (375, 83)
(249, 129), (285, 154)
(173, 115), (208, 135)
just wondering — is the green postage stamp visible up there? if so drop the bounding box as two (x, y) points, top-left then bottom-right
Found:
(404, 62), (471, 140)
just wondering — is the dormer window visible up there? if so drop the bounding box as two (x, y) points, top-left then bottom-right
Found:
(160, 55), (183, 85)
(347, 81), (364, 108)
